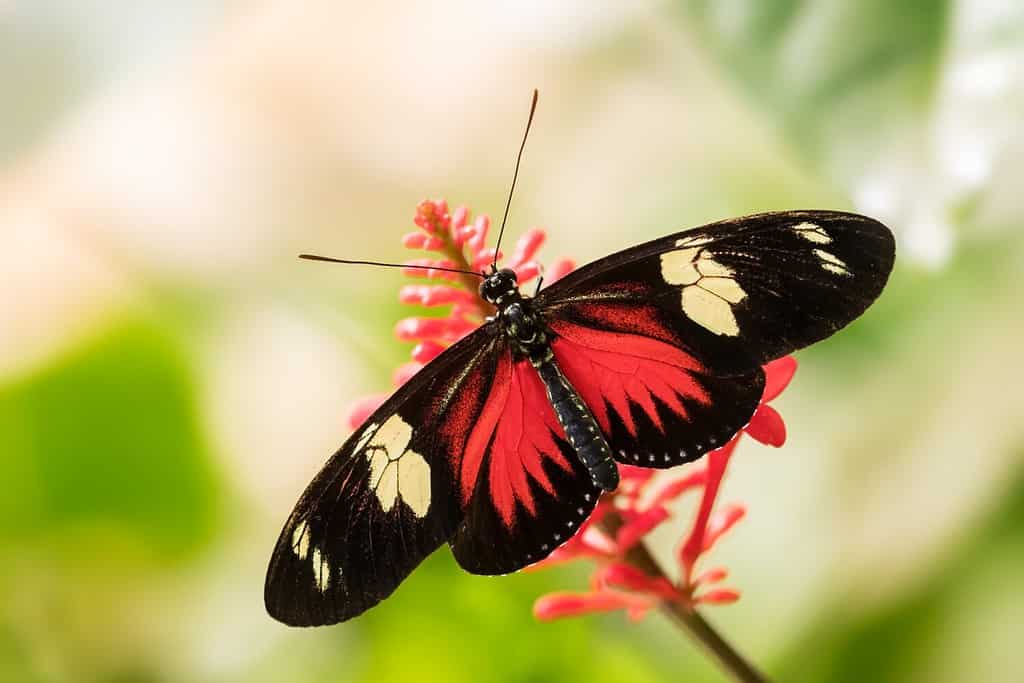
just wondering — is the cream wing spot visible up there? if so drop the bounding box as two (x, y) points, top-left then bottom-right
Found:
(793, 222), (832, 244)
(372, 415), (413, 455)
(695, 258), (734, 278)
(675, 234), (714, 248)
(813, 249), (851, 275)
(353, 422), (378, 454)
(291, 521), (311, 560)
(660, 248), (701, 285)
(311, 547), (330, 593)
(682, 286), (739, 336)
(375, 464), (399, 513)
(367, 450), (390, 490)
(362, 414), (431, 516)
(699, 277), (746, 304)
(662, 246), (746, 335)
(396, 451), (432, 518)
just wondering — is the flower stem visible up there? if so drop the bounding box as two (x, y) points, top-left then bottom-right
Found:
(598, 512), (770, 683)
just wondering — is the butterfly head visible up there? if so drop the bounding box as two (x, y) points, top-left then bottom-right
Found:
(479, 268), (519, 306)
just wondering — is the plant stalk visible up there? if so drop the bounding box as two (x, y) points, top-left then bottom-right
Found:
(598, 511), (770, 683)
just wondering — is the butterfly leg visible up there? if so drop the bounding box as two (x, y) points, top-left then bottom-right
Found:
(533, 350), (619, 491)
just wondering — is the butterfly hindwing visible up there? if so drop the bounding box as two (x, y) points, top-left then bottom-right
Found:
(536, 210), (894, 468)
(548, 314), (764, 469)
(447, 348), (601, 574)
(265, 329), (502, 626)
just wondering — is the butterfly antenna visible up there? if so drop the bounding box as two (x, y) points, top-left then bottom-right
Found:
(492, 88), (539, 271)
(299, 254), (484, 278)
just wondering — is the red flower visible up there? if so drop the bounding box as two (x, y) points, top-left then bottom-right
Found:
(346, 200), (573, 430)
(531, 356), (796, 621)
(346, 198), (797, 625)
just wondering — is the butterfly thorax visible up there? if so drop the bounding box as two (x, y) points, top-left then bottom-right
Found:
(480, 268), (548, 359)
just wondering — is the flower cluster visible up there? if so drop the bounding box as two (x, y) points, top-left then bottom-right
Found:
(532, 355), (796, 622)
(347, 199), (573, 430)
(348, 199), (797, 626)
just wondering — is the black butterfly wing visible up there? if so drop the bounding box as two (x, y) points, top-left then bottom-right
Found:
(535, 210), (894, 468)
(265, 326), (503, 626)
(445, 346), (601, 575)
(265, 320), (604, 622)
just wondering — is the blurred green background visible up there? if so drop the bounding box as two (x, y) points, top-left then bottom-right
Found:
(2, 1), (1023, 681)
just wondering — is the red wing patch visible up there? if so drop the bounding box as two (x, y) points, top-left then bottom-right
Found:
(458, 350), (573, 528)
(549, 319), (710, 436)
(548, 313), (764, 469)
(447, 348), (602, 576)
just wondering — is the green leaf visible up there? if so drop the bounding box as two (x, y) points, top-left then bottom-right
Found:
(680, 0), (951, 170)
(0, 318), (220, 563)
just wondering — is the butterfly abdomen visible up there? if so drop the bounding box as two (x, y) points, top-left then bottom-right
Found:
(533, 353), (619, 491)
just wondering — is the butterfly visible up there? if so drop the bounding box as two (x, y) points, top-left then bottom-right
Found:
(265, 208), (895, 626)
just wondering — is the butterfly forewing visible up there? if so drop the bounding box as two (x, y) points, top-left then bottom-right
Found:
(539, 210), (895, 364)
(264, 329), (502, 626)
(535, 210), (894, 468)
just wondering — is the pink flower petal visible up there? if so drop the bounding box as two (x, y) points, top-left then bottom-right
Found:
(693, 588), (740, 605)
(451, 206), (469, 231)
(472, 248), (502, 271)
(411, 340), (447, 364)
(401, 258), (461, 280)
(579, 526), (618, 555)
(693, 567), (729, 585)
(402, 232), (427, 248)
(616, 506), (670, 550)
(392, 362), (423, 387)
(547, 258), (576, 284)
(508, 228), (546, 268)
(399, 285), (477, 307)
(468, 215), (490, 252)
(593, 563), (680, 600)
(454, 224), (476, 248)
(650, 467), (707, 508)
(513, 261), (541, 283)
(701, 503), (746, 554)
(762, 356), (797, 402)
(346, 394), (387, 430)
(678, 440), (738, 581)
(533, 591), (655, 622)
(414, 199), (450, 234)
(745, 404), (787, 447)
(394, 316), (475, 342)
(618, 464), (657, 484)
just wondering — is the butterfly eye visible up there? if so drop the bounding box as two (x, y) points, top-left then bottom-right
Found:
(479, 269), (519, 303)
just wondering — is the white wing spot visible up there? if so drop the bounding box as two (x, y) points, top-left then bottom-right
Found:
(660, 248), (701, 285)
(793, 222), (832, 244)
(291, 521), (311, 560)
(683, 286), (740, 336)
(814, 249), (851, 276)
(353, 422), (378, 453)
(661, 246), (747, 336)
(311, 547), (330, 593)
(363, 414), (431, 517)
(698, 276), (746, 304)
(396, 451), (431, 517)
(675, 234), (714, 248)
